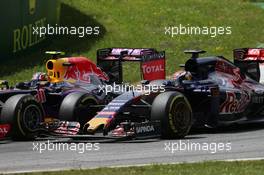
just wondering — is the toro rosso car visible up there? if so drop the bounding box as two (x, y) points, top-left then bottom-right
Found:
(80, 48), (264, 139)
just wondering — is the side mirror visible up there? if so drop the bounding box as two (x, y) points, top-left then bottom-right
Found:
(15, 82), (29, 90)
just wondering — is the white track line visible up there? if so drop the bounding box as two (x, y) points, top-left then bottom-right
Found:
(2, 157), (264, 174)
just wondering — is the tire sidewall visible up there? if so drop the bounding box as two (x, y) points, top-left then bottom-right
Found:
(59, 92), (98, 126)
(151, 91), (192, 139)
(16, 96), (43, 135)
(1, 94), (44, 139)
(165, 94), (192, 137)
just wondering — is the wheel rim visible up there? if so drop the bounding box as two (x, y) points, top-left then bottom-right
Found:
(169, 100), (191, 132)
(23, 105), (42, 131)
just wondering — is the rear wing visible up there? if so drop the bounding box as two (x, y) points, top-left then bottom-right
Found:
(97, 48), (165, 84)
(234, 48), (264, 82)
(234, 48), (264, 61)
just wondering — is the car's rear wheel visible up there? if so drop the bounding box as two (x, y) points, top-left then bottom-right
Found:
(151, 91), (192, 139)
(0, 94), (44, 140)
(59, 92), (98, 128)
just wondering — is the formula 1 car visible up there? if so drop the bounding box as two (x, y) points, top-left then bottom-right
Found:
(80, 48), (264, 140)
(0, 49), (166, 140)
(0, 51), (111, 140)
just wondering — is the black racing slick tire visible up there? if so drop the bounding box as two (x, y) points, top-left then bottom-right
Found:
(59, 92), (98, 127)
(0, 94), (44, 140)
(151, 91), (192, 139)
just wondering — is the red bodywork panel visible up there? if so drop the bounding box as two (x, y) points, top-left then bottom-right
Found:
(141, 58), (165, 81)
(234, 48), (264, 61)
(64, 57), (109, 82)
(0, 124), (10, 139)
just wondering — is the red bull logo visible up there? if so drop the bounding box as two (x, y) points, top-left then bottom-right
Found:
(64, 57), (109, 82)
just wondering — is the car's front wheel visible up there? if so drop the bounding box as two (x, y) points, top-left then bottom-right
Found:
(59, 92), (98, 128)
(0, 94), (44, 140)
(151, 91), (192, 139)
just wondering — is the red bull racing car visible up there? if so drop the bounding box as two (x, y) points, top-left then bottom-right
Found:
(0, 51), (112, 140)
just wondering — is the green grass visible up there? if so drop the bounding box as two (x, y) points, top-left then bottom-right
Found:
(1, 0), (264, 84)
(253, 2), (264, 10)
(14, 160), (264, 175)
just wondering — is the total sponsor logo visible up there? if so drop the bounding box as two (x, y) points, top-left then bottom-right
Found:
(142, 64), (164, 74)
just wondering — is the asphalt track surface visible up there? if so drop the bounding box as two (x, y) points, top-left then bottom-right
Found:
(1, 123), (264, 174)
